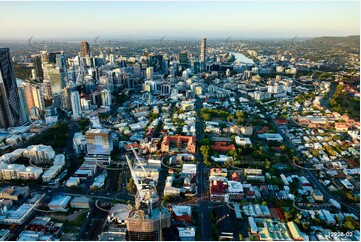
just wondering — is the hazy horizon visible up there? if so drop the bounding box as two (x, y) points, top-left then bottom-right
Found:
(0, 35), (360, 42)
(0, 1), (359, 39)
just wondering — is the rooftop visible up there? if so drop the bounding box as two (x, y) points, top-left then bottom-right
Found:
(48, 195), (72, 208)
(172, 206), (191, 217)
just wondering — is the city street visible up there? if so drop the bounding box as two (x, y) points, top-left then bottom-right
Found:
(195, 97), (211, 241)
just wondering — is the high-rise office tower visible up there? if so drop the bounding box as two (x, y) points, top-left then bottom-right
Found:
(48, 52), (61, 64)
(60, 88), (70, 110)
(44, 66), (67, 94)
(67, 69), (76, 83)
(33, 55), (44, 81)
(55, 53), (67, 69)
(17, 86), (30, 123)
(32, 85), (45, 111)
(200, 37), (207, 71)
(100, 89), (111, 106)
(0, 48), (24, 128)
(162, 58), (169, 75)
(133, 63), (142, 79)
(148, 55), (163, 73)
(80, 41), (90, 57)
(125, 78), (134, 89)
(179, 51), (189, 69)
(161, 83), (171, 95)
(42, 80), (53, 101)
(70, 90), (81, 119)
(52, 93), (61, 108)
(146, 67), (154, 79)
(109, 54), (115, 64)
(22, 82), (35, 114)
(191, 60), (201, 74)
(80, 98), (90, 110)
(91, 92), (101, 108)
(41, 51), (67, 96)
(40, 51), (48, 64)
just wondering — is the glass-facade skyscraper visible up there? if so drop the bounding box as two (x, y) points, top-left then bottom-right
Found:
(148, 55), (163, 73)
(0, 48), (24, 128)
(179, 51), (189, 69)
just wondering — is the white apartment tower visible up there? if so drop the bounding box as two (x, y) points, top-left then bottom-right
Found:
(70, 90), (81, 119)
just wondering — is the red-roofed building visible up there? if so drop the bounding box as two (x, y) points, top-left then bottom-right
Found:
(231, 171), (241, 182)
(257, 126), (269, 134)
(124, 142), (139, 151)
(276, 208), (285, 220)
(211, 142), (235, 152)
(211, 180), (228, 194)
(246, 190), (255, 198)
(170, 206), (192, 224)
(210, 178), (228, 202)
(275, 119), (287, 126)
(341, 114), (350, 121)
(161, 135), (196, 153)
(335, 122), (349, 132)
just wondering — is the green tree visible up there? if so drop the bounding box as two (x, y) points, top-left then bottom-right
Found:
(334, 215), (341, 225)
(236, 111), (245, 124)
(265, 159), (271, 169)
(294, 218), (301, 225)
(203, 113), (211, 121)
(345, 192), (358, 202)
(284, 212), (292, 222)
(311, 149), (319, 157)
(200, 138), (212, 146)
(344, 221), (355, 230)
(250, 235), (258, 241)
(126, 178), (135, 193)
(200, 145), (211, 166)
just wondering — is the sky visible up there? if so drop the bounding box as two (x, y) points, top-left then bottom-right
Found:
(0, 1), (359, 40)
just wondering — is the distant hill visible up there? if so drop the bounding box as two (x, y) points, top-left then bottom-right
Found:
(305, 35), (360, 48)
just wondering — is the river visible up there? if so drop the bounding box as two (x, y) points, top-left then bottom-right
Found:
(230, 52), (254, 64)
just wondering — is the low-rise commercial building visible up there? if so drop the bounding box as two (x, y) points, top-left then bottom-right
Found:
(311, 190), (324, 201)
(66, 177), (80, 187)
(73, 132), (87, 155)
(0, 186), (29, 201)
(171, 206), (192, 224)
(248, 217), (292, 241)
(70, 197), (90, 209)
(48, 195), (71, 212)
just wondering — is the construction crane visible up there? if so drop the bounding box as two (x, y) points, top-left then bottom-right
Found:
(125, 146), (170, 241)
(130, 145), (149, 177)
(125, 145), (158, 215)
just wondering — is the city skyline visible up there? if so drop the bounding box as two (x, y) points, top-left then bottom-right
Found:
(0, 1), (359, 39)
(0, 1), (359, 241)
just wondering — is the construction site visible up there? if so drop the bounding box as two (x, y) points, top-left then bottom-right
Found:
(125, 147), (172, 241)
(127, 207), (171, 240)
